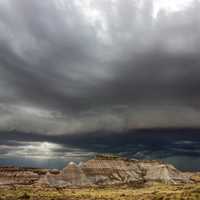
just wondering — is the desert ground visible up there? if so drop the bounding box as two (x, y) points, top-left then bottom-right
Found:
(0, 183), (200, 200)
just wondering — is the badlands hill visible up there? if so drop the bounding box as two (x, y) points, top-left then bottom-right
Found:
(0, 155), (199, 187)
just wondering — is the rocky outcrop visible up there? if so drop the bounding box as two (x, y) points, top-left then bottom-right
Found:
(81, 158), (144, 185)
(38, 155), (194, 187)
(44, 162), (92, 187)
(138, 161), (191, 184)
(0, 156), (198, 187)
(0, 167), (40, 185)
(61, 162), (91, 186)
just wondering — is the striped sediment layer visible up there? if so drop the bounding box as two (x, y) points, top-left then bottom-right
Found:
(0, 155), (198, 187)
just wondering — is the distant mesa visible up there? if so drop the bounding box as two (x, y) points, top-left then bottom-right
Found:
(95, 154), (122, 160)
(0, 154), (198, 187)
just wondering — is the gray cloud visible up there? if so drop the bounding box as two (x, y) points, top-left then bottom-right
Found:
(0, 128), (200, 170)
(0, 0), (200, 135)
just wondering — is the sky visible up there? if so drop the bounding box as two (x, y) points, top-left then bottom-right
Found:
(0, 0), (200, 171)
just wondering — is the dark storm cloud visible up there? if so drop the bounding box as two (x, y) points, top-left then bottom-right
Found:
(1, 129), (200, 170)
(1, 0), (200, 162)
(0, 0), (101, 113)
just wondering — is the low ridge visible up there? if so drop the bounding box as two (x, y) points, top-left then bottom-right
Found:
(0, 155), (198, 187)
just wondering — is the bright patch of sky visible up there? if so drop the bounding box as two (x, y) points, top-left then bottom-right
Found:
(153, 0), (195, 17)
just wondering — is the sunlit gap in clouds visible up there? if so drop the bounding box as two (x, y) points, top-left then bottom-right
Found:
(54, 0), (196, 20)
(153, 0), (195, 17)
(0, 141), (95, 161)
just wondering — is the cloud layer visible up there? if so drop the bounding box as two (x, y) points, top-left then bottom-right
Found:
(0, 128), (200, 170)
(1, 0), (200, 134)
(0, 0), (200, 169)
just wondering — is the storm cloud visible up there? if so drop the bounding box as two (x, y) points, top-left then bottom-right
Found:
(0, 0), (200, 134)
(0, 128), (200, 170)
(0, 0), (200, 169)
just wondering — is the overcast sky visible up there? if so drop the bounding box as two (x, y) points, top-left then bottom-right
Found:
(0, 0), (200, 169)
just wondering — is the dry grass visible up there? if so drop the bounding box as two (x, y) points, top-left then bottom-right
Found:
(0, 183), (199, 200)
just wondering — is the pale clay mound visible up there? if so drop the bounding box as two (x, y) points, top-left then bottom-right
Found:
(0, 156), (197, 187)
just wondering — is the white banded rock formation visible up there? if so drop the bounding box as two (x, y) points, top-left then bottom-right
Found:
(0, 156), (196, 187)
(42, 155), (193, 187)
(138, 161), (191, 184)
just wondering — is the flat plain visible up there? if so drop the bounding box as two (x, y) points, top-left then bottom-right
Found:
(0, 183), (200, 200)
